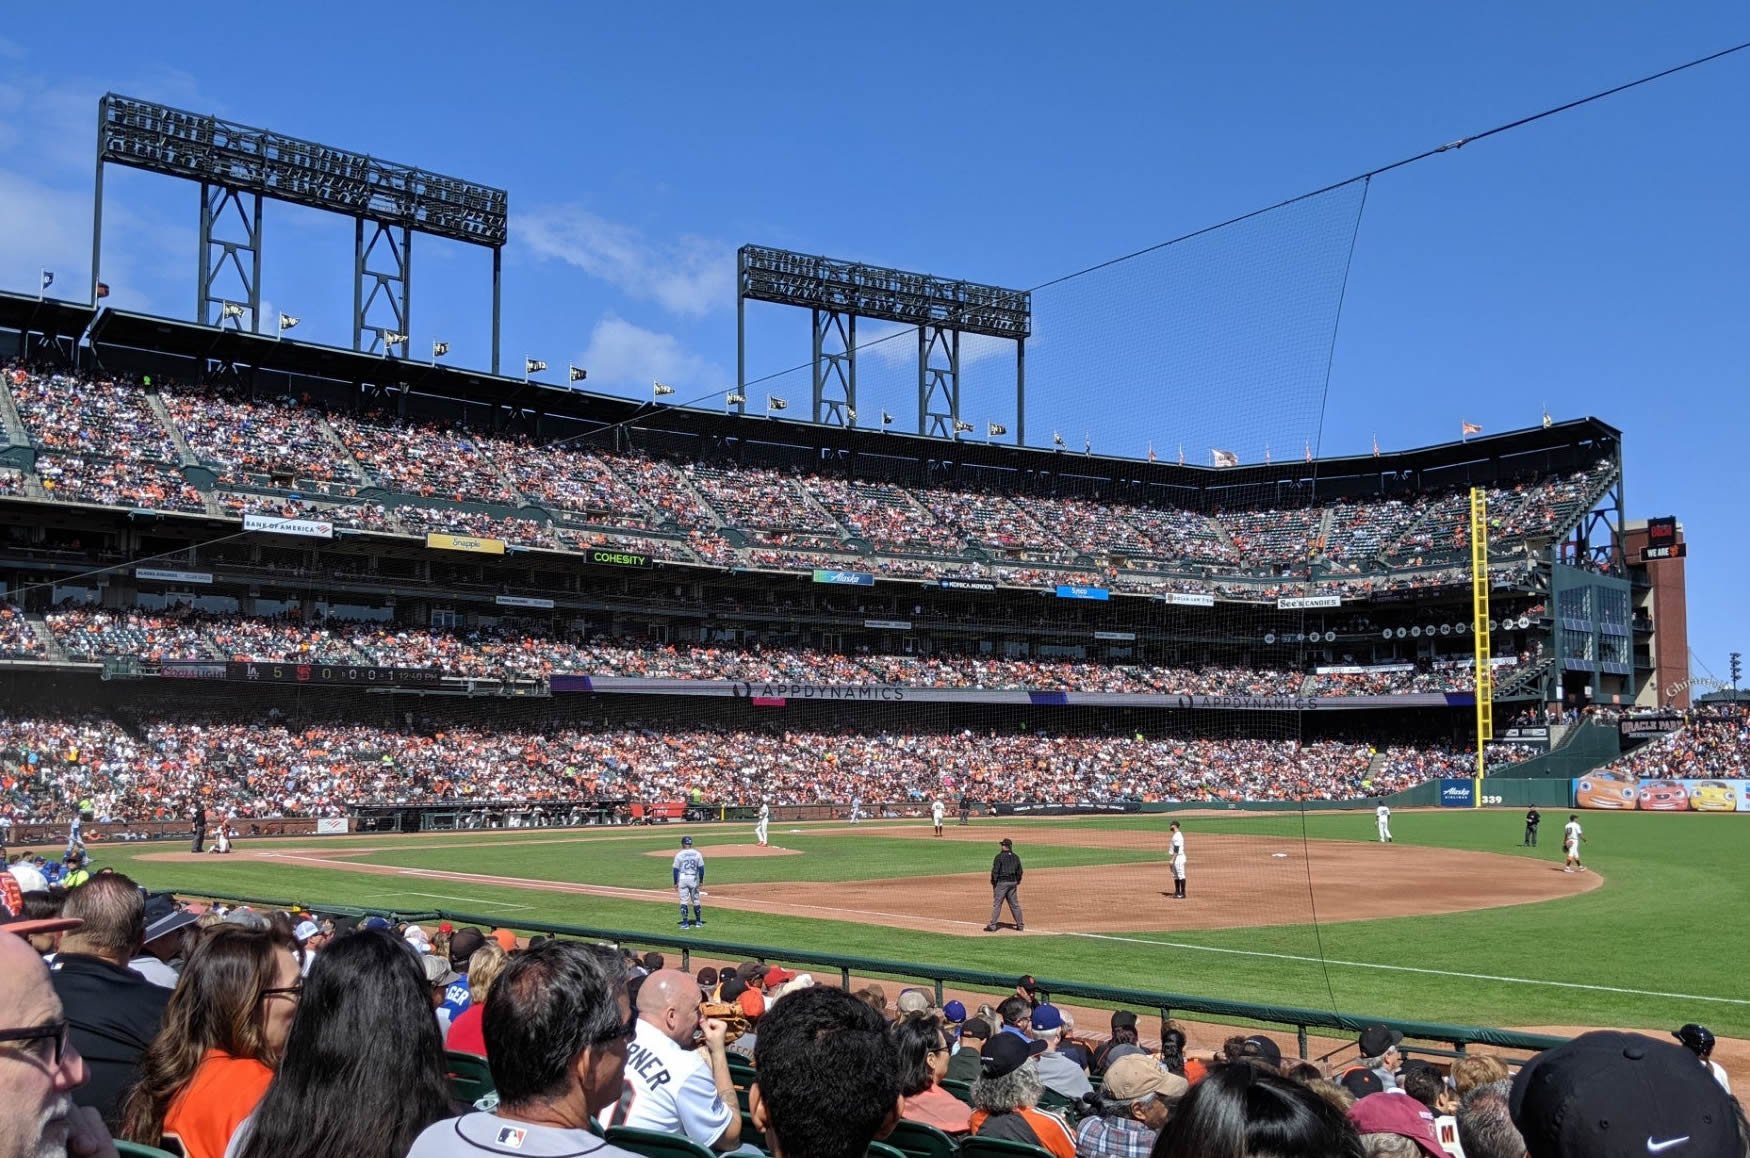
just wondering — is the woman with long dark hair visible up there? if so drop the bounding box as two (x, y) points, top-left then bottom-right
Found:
(1150, 1063), (1363, 1158)
(893, 1013), (971, 1135)
(120, 925), (301, 1158)
(228, 928), (451, 1158)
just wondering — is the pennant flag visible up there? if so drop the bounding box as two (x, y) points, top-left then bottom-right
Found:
(525, 358), (548, 374)
(767, 395), (788, 411)
(1211, 449), (1239, 468)
(569, 366), (587, 382)
(652, 381), (674, 396)
(1372, 434), (1381, 457)
(1264, 445), (1272, 465)
(1178, 445), (1185, 466)
(40, 270), (53, 290)
(1461, 421), (1483, 437)
(278, 313), (300, 331)
(952, 419), (973, 433)
(1305, 441), (1313, 463)
(988, 422), (1007, 437)
(383, 331), (408, 347)
(1147, 443), (1156, 463)
(846, 408), (857, 422)
(726, 392), (747, 405)
(432, 341), (450, 358)
(221, 301), (246, 320)
(1052, 431), (1065, 447)
(1541, 407), (1553, 429)
(1083, 433), (1092, 454)
(95, 282), (111, 300)
(880, 410), (894, 426)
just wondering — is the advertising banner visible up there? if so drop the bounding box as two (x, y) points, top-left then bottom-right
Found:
(1438, 779), (1477, 808)
(136, 567), (214, 585)
(496, 595), (556, 610)
(1164, 592), (1216, 607)
(1093, 631), (1137, 641)
(426, 533), (506, 555)
(863, 619), (913, 630)
(227, 661), (446, 687)
(1277, 595), (1342, 609)
(938, 578), (996, 592)
(586, 548), (652, 569)
(1055, 585), (1110, 601)
(315, 818), (351, 834)
(812, 569), (875, 586)
(1574, 776), (1747, 812)
(242, 513), (334, 539)
(1619, 716), (1683, 739)
(992, 801), (1142, 816)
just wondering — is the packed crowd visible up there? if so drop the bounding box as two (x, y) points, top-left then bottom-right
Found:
(0, 604), (43, 658)
(1601, 708), (1750, 781)
(0, 705), (1492, 823)
(25, 608), (1512, 696)
(2, 873), (1740, 1158)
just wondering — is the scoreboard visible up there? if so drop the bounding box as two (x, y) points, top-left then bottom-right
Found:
(1641, 516), (1686, 561)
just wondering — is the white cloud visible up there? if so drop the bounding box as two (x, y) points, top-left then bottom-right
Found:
(516, 205), (733, 318)
(576, 315), (726, 395)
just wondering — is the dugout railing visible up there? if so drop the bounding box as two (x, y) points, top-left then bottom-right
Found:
(161, 888), (1568, 1065)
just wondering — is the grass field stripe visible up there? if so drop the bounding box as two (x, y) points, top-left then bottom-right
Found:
(1066, 933), (1750, 1006)
(365, 890), (532, 910)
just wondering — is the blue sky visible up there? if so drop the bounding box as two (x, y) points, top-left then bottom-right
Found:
(0, 3), (1744, 675)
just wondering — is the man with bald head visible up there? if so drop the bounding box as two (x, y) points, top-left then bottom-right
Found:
(1, 897), (121, 1158)
(600, 969), (741, 1152)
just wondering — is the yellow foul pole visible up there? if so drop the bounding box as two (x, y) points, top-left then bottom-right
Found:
(1470, 487), (1493, 806)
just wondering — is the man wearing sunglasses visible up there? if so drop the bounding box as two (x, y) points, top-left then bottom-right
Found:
(1, 883), (121, 1158)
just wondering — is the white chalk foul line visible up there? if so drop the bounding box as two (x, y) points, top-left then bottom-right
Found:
(365, 890), (531, 911)
(1064, 932), (1750, 1006)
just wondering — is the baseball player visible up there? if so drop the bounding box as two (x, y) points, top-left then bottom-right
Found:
(1375, 799), (1393, 843)
(958, 794), (971, 826)
(1562, 813), (1585, 872)
(985, 837), (1024, 932)
(674, 835), (707, 927)
(755, 802), (770, 848)
(64, 808), (85, 860)
(849, 795), (864, 825)
(1168, 821), (1187, 899)
(931, 799), (945, 837)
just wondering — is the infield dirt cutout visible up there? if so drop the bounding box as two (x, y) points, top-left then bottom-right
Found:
(140, 821), (1597, 936)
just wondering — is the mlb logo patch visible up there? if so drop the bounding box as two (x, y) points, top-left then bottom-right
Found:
(495, 1126), (527, 1149)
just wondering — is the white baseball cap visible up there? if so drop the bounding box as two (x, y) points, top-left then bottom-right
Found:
(293, 920), (320, 943)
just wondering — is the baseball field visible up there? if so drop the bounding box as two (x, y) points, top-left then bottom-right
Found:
(93, 807), (1748, 1042)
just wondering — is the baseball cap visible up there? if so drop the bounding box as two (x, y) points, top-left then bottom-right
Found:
(697, 966), (720, 986)
(1358, 1024), (1405, 1057)
(143, 894), (199, 944)
(960, 1019), (990, 1041)
(1349, 1093), (1446, 1158)
(897, 989), (932, 1016)
(681, 835), (693, 846)
(1340, 1069), (1386, 1099)
(293, 920), (320, 944)
(7, 863), (48, 894)
(360, 915), (391, 931)
(490, 927), (516, 951)
(1102, 1055), (1190, 1103)
(981, 1032), (1047, 1078)
(404, 925), (432, 947)
(999, 838), (1012, 848)
(1110, 1010), (1139, 1031)
(1510, 1031), (1739, 1158)
(942, 1000), (967, 1023)
(420, 954), (461, 988)
(736, 960), (769, 984)
(0, 872), (80, 937)
(1030, 1004), (1064, 1032)
(438, 922), (454, 934)
(448, 927), (486, 967)
(719, 973), (749, 1002)
(1239, 1034), (1283, 1068)
(764, 965), (797, 986)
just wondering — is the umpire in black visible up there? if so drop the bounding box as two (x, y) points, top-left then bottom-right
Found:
(1523, 806), (1541, 847)
(985, 837), (1024, 932)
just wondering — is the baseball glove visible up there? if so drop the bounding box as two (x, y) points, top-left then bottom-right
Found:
(699, 1001), (752, 1043)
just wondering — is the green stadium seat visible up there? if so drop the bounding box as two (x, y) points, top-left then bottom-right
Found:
(870, 1142), (910, 1158)
(887, 1118), (962, 1158)
(961, 1136), (1056, 1158)
(445, 1048), (496, 1104)
(606, 1126), (719, 1158)
(741, 1109), (768, 1152)
(940, 1078), (975, 1105)
(728, 1055), (758, 1087)
(1036, 1089), (1083, 1123)
(115, 1144), (182, 1158)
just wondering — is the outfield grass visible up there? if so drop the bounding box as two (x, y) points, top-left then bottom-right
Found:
(101, 809), (1750, 1038)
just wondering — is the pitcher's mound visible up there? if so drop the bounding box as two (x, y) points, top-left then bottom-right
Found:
(641, 845), (801, 858)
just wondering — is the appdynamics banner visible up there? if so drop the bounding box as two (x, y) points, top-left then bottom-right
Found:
(553, 675), (1464, 710)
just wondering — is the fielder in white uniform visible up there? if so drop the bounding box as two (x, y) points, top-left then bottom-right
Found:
(755, 802), (770, 848)
(1168, 821), (1187, 899)
(673, 836), (707, 927)
(1562, 814), (1585, 872)
(849, 795), (864, 824)
(931, 799), (945, 837)
(1376, 802), (1393, 843)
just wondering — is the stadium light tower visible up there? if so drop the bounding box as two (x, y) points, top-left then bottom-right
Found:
(736, 245), (1032, 442)
(1732, 651), (1742, 702)
(93, 94), (509, 371)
